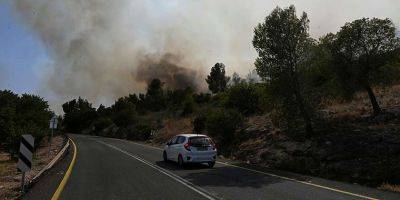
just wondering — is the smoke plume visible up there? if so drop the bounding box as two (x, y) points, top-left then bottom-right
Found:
(136, 53), (204, 91)
(11, 0), (400, 112)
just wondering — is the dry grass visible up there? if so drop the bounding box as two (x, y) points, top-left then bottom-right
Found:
(152, 117), (194, 144)
(325, 85), (400, 118)
(378, 183), (400, 193)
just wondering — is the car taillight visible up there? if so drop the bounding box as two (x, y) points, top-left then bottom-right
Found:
(184, 142), (191, 151)
(211, 141), (216, 150)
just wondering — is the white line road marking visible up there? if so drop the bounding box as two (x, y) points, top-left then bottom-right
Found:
(104, 138), (379, 200)
(95, 140), (217, 200)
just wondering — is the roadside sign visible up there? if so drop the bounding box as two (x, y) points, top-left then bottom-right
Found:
(48, 116), (58, 155)
(17, 134), (34, 172)
(17, 134), (34, 192)
(49, 116), (58, 129)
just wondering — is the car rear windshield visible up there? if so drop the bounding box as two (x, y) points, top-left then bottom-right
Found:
(189, 136), (213, 147)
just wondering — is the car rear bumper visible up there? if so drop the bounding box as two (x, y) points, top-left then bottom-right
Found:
(184, 151), (217, 163)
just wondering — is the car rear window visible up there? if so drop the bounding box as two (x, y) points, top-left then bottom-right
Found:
(189, 136), (212, 147)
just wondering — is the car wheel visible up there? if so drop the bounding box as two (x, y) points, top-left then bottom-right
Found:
(208, 161), (215, 168)
(178, 155), (184, 168)
(163, 151), (168, 162)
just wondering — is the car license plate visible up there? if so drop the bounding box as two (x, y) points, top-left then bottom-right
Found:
(197, 147), (207, 151)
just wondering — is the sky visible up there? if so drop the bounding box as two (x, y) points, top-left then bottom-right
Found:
(1, 0), (399, 114)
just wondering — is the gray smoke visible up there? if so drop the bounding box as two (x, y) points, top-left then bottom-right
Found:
(11, 0), (400, 112)
(136, 53), (204, 91)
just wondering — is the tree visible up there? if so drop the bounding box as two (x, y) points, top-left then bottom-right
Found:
(252, 5), (314, 134)
(0, 90), (19, 157)
(231, 72), (242, 86)
(62, 97), (97, 133)
(145, 79), (166, 111)
(181, 89), (195, 116)
(206, 63), (230, 94)
(225, 83), (260, 115)
(17, 94), (53, 143)
(322, 18), (400, 115)
(0, 90), (52, 158)
(111, 97), (137, 127)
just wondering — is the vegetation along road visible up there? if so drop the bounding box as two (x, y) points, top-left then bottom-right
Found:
(25, 134), (400, 200)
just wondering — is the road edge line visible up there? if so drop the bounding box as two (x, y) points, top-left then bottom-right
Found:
(114, 138), (379, 200)
(51, 137), (77, 200)
(216, 161), (378, 200)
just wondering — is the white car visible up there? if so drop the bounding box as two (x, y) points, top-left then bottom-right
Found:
(163, 134), (217, 168)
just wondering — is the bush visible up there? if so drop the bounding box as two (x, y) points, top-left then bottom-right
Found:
(181, 94), (195, 116)
(193, 114), (206, 134)
(92, 117), (113, 134)
(205, 108), (243, 155)
(127, 124), (152, 141)
(112, 106), (137, 127)
(225, 83), (260, 115)
(193, 93), (211, 104)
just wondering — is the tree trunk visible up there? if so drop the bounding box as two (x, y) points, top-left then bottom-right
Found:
(295, 90), (313, 135)
(365, 85), (381, 116)
(292, 77), (313, 136)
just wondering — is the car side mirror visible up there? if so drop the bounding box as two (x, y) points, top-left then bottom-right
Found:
(166, 142), (171, 146)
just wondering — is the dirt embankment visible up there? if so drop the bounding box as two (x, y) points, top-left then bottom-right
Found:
(0, 135), (67, 200)
(236, 85), (400, 187)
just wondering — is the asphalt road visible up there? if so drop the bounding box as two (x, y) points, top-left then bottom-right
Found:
(37, 134), (400, 200)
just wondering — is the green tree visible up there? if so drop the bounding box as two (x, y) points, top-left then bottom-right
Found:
(17, 94), (53, 143)
(322, 18), (400, 115)
(252, 5), (314, 134)
(206, 63), (230, 94)
(0, 90), (19, 157)
(225, 83), (260, 115)
(146, 79), (166, 111)
(205, 108), (243, 155)
(111, 98), (137, 127)
(62, 97), (97, 133)
(0, 90), (52, 158)
(181, 93), (195, 116)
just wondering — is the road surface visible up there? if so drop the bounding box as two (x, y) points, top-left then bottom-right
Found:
(27, 134), (400, 200)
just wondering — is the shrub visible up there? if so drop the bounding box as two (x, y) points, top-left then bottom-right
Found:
(112, 104), (137, 127)
(225, 83), (260, 115)
(92, 117), (113, 134)
(193, 114), (206, 134)
(193, 93), (211, 104)
(205, 108), (243, 155)
(127, 123), (152, 141)
(181, 94), (195, 116)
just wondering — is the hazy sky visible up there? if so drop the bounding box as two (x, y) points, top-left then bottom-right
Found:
(1, 0), (399, 113)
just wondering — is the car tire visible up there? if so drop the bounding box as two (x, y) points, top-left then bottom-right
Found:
(163, 151), (168, 162)
(208, 161), (215, 168)
(178, 155), (184, 168)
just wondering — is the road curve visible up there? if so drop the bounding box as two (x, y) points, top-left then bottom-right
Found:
(57, 134), (400, 200)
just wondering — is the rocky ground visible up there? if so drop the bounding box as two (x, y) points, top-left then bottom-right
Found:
(0, 135), (66, 200)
